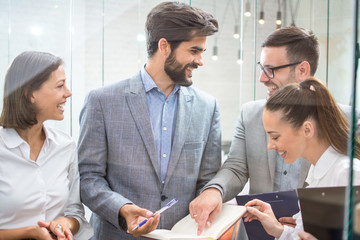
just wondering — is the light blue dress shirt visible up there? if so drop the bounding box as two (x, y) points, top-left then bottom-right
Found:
(140, 67), (180, 184)
(273, 153), (302, 191)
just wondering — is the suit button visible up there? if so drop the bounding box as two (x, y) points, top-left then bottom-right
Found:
(161, 195), (168, 201)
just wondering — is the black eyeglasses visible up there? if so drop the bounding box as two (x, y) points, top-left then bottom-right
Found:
(257, 61), (302, 79)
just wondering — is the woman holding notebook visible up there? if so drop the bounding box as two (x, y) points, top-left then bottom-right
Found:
(243, 77), (360, 240)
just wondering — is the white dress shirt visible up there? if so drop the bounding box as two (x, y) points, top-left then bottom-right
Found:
(0, 126), (93, 240)
(278, 146), (360, 240)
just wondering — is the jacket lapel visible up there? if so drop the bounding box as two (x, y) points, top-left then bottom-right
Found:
(165, 87), (193, 184)
(126, 74), (160, 180)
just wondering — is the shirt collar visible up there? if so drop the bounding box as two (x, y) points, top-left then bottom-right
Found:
(0, 127), (23, 149)
(140, 65), (180, 94)
(0, 124), (56, 149)
(310, 146), (340, 180)
(42, 124), (59, 145)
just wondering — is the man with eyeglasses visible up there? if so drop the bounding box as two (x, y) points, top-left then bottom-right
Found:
(191, 26), (359, 239)
(257, 61), (302, 95)
(188, 27), (322, 237)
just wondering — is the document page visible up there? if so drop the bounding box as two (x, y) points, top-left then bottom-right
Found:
(143, 204), (246, 240)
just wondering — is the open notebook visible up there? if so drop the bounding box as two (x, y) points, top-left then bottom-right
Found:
(142, 204), (246, 240)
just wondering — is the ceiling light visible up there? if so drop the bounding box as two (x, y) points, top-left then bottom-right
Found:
(258, 11), (265, 24)
(212, 46), (218, 61)
(244, 1), (251, 17)
(276, 11), (282, 25)
(233, 25), (240, 39)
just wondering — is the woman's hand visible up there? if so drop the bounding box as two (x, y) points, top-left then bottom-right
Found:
(243, 199), (284, 238)
(0, 225), (54, 240)
(38, 217), (78, 240)
(32, 226), (58, 240)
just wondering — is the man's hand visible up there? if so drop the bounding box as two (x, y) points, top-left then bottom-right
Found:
(243, 199), (284, 238)
(279, 216), (296, 227)
(120, 204), (160, 237)
(189, 188), (223, 236)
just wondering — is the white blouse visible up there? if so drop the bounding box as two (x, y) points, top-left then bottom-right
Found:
(0, 126), (93, 240)
(278, 146), (360, 240)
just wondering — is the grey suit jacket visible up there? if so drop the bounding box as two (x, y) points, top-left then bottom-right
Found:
(206, 99), (358, 202)
(78, 72), (221, 240)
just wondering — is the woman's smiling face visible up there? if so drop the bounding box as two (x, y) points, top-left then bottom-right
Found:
(263, 109), (307, 164)
(31, 65), (72, 123)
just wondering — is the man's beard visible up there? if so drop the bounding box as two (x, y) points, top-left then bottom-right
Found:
(164, 51), (197, 87)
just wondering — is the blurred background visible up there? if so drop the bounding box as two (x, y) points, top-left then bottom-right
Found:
(1, 0), (358, 223)
(0, 0), (357, 146)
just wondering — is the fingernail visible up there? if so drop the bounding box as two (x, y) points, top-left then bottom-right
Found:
(206, 221), (211, 227)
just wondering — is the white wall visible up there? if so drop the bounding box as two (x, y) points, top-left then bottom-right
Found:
(0, 0), (357, 143)
(1, 0), (358, 223)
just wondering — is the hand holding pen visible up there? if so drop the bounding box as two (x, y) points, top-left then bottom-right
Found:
(132, 198), (179, 231)
(120, 204), (160, 237)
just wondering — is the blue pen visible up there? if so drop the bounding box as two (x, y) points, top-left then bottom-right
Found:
(131, 198), (178, 231)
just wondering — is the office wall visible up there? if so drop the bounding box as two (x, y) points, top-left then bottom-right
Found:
(0, 0), (358, 144)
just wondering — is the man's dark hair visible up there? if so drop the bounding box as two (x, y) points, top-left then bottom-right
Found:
(0, 51), (63, 129)
(145, 1), (218, 57)
(262, 26), (319, 76)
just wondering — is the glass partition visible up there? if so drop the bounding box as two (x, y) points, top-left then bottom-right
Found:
(0, 0), (73, 132)
(1, 0), (359, 235)
(0, 0), (358, 142)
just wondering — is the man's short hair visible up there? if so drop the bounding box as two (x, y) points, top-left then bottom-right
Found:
(262, 26), (319, 76)
(145, 1), (218, 57)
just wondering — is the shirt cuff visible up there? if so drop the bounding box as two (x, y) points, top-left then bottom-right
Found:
(118, 214), (128, 231)
(276, 225), (294, 240)
(201, 184), (224, 196)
